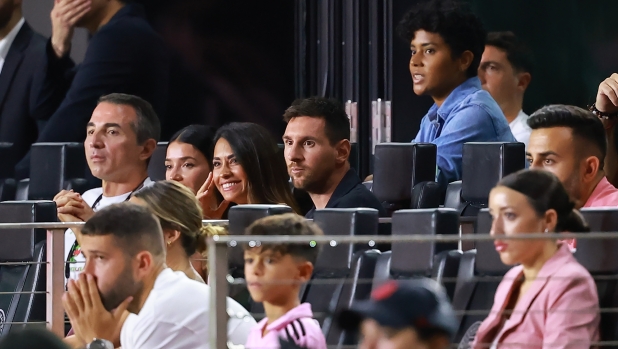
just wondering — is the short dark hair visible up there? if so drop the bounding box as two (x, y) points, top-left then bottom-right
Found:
(98, 93), (161, 144)
(486, 31), (534, 74)
(528, 105), (607, 171)
(244, 213), (322, 265)
(283, 97), (351, 144)
(397, 0), (486, 78)
(498, 170), (589, 233)
(82, 203), (165, 259)
(169, 124), (217, 164)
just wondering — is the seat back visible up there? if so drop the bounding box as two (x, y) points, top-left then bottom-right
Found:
(574, 213), (618, 343)
(29, 143), (90, 200)
(147, 142), (169, 181)
(373, 143), (437, 215)
(458, 142), (525, 216)
(452, 211), (511, 343)
(0, 144), (17, 201)
(410, 181), (442, 209)
(0, 201), (56, 336)
(309, 208), (379, 332)
(14, 180), (29, 201)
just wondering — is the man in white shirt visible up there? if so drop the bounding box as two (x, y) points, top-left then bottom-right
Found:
(53, 93), (159, 281)
(478, 31), (534, 147)
(63, 203), (213, 349)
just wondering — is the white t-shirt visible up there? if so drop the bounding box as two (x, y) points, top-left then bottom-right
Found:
(509, 110), (531, 148)
(64, 178), (154, 281)
(120, 268), (256, 349)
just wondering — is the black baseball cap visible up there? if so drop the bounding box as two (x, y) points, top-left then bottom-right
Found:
(337, 278), (458, 338)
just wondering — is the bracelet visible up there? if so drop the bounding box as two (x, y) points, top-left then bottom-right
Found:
(588, 104), (618, 119)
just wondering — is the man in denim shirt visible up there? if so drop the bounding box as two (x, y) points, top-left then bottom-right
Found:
(398, 0), (516, 188)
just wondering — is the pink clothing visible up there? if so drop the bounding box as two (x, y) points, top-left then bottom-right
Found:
(584, 176), (618, 207)
(245, 303), (327, 349)
(473, 243), (600, 349)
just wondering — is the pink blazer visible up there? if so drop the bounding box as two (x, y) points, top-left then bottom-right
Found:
(473, 243), (600, 349)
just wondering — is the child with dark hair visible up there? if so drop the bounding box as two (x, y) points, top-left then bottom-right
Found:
(398, 0), (515, 188)
(243, 213), (326, 349)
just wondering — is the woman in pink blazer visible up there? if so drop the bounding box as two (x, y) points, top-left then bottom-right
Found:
(472, 170), (600, 349)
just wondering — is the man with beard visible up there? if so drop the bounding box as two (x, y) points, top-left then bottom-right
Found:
(282, 97), (386, 218)
(526, 104), (618, 208)
(62, 203), (210, 349)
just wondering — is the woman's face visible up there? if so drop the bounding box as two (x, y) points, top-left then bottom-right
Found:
(212, 138), (249, 204)
(165, 141), (211, 194)
(488, 186), (551, 267)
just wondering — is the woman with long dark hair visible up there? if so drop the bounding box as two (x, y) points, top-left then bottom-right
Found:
(198, 122), (299, 218)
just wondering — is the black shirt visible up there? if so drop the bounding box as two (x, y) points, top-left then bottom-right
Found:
(305, 169), (387, 218)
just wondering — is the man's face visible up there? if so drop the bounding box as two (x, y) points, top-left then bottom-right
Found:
(74, 0), (108, 28)
(283, 117), (339, 194)
(409, 30), (465, 99)
(527, 127), (583, 203)
(360, 322), (446, 349)
(0, 0), (17, 31)
(478, 45), (521, 112)
(80, 234), (143, 311)
(85, 102), (146, 182)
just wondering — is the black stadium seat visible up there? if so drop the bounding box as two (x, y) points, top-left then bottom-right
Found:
(0, 201), (56, 335)
(147, 142), (168, 181)
(29, 143), (93, 200)
(452, 209), (512, 342)
(372, 143), (437, 215)
(309, 208), (380, 334)
(372, 209), (461, 298)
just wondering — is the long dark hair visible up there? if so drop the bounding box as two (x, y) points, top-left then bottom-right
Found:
(168, 124), (217, 164)
(214, 122), (300, 213)
(497, 169), (589, 233)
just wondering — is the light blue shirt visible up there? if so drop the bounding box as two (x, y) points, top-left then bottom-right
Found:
(413, 77), (516, 187)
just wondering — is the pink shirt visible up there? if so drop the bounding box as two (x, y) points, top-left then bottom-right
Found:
(584, 176), (618, 207)
(245, 303), (327, 349)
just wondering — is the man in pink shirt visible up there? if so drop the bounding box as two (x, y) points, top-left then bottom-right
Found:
(526, 104), (618, 208)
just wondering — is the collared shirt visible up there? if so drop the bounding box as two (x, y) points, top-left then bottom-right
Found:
(305, 169), (387, 218)
(583, 176), (618, 208)
(413, 77), (516, 187)
(245, 303), (326, 349)
(509, 110), (531, 148)
(0, 17), (24, 73)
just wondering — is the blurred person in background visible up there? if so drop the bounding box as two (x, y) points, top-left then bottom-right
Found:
(471, 169), (598, 348)
(197, 122), (299, 219)
(0, 328), (69, 349)
(338, 278), (457, 349)
(15, 0), (169, 178)
(590, 73), (618, 188)
(479, 31), (534, 147)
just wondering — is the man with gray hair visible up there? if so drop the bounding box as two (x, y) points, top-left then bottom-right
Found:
(54, 93), (159, 281)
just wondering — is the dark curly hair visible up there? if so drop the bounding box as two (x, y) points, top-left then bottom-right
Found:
(528, 105), (606, 171)
(396, 0), (486, 78)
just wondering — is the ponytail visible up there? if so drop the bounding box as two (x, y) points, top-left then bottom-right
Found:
(556, 209), (590, 233)
(195, 224), (228, 255)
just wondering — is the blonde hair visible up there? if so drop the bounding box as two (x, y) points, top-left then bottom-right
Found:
(134, 180), (227, 256)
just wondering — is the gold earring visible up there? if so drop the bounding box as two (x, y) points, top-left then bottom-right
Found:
(167, 241), (172, 246)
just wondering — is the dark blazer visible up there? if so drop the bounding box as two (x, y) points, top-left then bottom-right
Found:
(0, 22), (56, 175)
(15, 4), (170, 178)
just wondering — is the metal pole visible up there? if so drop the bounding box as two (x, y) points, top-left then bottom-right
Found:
(46, 229), (65, 336)
(208, 239), (229, 349)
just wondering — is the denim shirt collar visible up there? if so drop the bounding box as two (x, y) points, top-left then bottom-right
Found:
(427, 77), (482, 123)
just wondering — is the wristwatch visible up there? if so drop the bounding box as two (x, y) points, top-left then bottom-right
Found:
(86, 338), (114, 349)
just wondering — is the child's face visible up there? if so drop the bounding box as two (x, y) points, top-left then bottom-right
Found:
(244, 248), (312, 304)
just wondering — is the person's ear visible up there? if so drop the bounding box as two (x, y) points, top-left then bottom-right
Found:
(297, 261), (314, 283)
(583, 155), (601, 184)
(335, 139), (351, 164)
(516, 71), (532, 92)
(458, 50), (474, 74)
(139, 138), (157, 162)
(163, 229), (181, 246)
(134, 251), (154, 279)
(543, 208), (558, 233)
